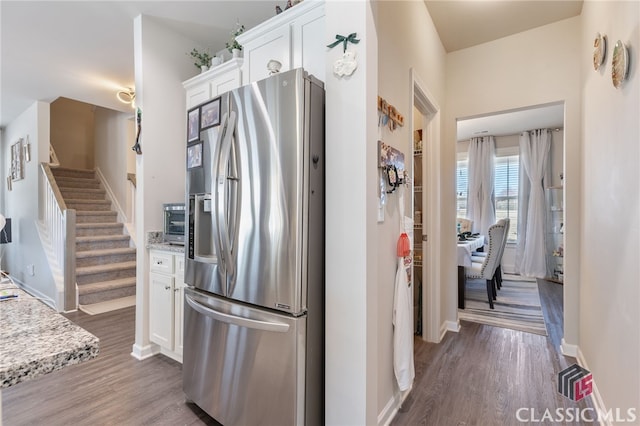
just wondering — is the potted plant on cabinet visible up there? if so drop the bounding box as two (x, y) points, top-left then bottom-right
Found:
(225, 22), (245, 58)
(189, 48), (212, 73)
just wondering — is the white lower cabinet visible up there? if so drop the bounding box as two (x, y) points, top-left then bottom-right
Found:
(149, 249), (186, 363)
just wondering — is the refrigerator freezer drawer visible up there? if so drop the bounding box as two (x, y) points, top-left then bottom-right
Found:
(183, 288), (306, 425)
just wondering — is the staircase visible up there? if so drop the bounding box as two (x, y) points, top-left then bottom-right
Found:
(51, 167), (136, 308)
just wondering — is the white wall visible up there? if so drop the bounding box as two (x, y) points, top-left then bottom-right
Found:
(324, 1), (379, 424)
(445, 17), (582, 343)
(1, 101), (57, 306)
(131, 14), (194, 359)
(376, 1), (446, 421)
(580, 0), (639, 413)
(94, 107), (135, 223)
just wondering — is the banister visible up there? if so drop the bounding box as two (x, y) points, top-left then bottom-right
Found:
(40, 162), (77, 312)
(41, 163), (68, 210)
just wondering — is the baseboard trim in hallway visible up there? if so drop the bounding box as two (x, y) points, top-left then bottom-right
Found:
(79, 295), (135, 315)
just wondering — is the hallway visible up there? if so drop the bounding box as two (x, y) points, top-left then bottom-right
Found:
(392, 280), (594, 425)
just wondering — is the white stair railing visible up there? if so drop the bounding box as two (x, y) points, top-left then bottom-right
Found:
(40, 163), (76, 311)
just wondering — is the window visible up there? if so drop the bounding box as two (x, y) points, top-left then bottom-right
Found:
(456, 158), (469, 218)
(456, 151), (519, 242)
(494, 154), (519, 242)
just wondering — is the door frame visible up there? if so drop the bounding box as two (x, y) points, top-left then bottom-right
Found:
(410, 69), (441, 343)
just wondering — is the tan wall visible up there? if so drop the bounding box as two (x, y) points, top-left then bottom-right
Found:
(50, 97), (95, 169)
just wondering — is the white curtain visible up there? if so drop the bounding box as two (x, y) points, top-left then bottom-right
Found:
(516, 129), (550, 278)
(467, 136), (495, 236)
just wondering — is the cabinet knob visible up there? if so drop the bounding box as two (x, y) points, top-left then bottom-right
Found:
(164, 286), (171, 290)
(156, 260), (163, 265)
(174, 288), (180, 293)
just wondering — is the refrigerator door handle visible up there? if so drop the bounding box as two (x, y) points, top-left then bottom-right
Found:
(216, 110), (237, 278)
(185, 294), (290, 333)
(212, 112), (229, 276)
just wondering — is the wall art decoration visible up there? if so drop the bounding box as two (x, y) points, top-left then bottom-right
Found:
(612, 40), (630, 88)
(200, 97), (221, 130)
(592, 33), (607, 71)
(11, 139), (24, 181)
(327, 33), (360, 78)
(187, 107), (200, 143)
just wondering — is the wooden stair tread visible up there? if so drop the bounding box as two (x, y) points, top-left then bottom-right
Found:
(77, 261), (137, 275)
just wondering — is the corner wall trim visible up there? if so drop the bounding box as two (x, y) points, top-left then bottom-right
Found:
(560, 338), (578, 357)
(130, 343), (158, 361)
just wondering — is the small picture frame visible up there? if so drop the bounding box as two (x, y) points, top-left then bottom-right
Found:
(187, 107), (200, 143)
(200, 97), (221, 130)
(187, 141), (203, 169)
(11, 139), (24, 181)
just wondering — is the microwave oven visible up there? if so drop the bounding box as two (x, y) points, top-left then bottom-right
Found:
(163, 203), (185, 244)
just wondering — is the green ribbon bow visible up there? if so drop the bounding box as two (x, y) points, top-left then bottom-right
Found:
(327, 33), (360, 53)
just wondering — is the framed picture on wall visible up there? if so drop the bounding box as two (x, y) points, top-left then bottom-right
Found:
(187, 107), (200, 143)
(200, 97), (221, 130)
(187, 141), (203, 169)
(11, 139), (24, 181)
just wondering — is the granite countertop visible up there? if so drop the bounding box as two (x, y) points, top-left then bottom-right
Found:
(0, 284), (100, 389)
(145, 231), (185, 253)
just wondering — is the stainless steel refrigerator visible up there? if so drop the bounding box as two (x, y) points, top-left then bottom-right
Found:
(183, 68), (324, 426)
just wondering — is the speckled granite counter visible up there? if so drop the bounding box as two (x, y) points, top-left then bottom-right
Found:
(0, 284), (99, 389)
(145, 231), (185, 253)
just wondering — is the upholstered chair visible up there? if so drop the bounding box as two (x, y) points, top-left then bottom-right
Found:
(471, 218), (510, 290)
(465, 220), (506, 309)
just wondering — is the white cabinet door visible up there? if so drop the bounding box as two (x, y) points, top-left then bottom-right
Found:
(186, 83), (211, 109)
(210, 68), (242, 97)
(291, 4), (325, 82)
(149, 272), (174, 350)
(242, 25), (291, 84)
(174, 280), (187, 357)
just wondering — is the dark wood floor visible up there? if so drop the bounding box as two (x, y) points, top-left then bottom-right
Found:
(4, 280), (584, 425)
(2, 306), (220, 426)
(392, 279), (594, 425)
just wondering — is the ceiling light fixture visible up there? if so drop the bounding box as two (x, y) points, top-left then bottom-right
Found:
(117, 88), (136, 105)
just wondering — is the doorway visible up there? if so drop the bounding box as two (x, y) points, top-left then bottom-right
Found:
(411, 69), (440, 343)
(454, 102), (565, 334)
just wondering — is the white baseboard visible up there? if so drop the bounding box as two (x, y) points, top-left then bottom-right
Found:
(378, 387), (411, 426)
(440, 320), (460, 341)
(95, 168), (126, 223)
(130, 343), (159, 361)
(95, 167), (136, 247)
(560, 338), (578, 357)
(11, 277), (57, 310)
(574, 348), (610, 426)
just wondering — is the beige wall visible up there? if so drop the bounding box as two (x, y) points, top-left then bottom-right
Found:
(50, 97), (95, 169)
(377, 1), (446, 420)
(94, 107), (136, 223)
(580, 0), (639, 413)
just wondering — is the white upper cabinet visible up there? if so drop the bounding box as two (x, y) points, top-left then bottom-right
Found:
(236, 1), (325, 84)
(183, 58), (244, 109)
